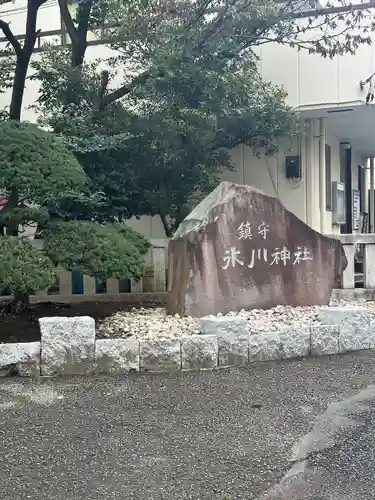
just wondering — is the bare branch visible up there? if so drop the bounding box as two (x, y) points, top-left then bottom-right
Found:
(0, 19), (22, 57)
(290, 1), (375, 20)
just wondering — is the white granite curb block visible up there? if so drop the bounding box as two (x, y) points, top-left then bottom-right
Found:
(317, 306), (373, 352)
(200, 316), (248, 367)
(95, 338), (140, 374)
(3, 308), (375, 378)
(248, 327), (310, 362)
(0, 342), (40, 376)
(310, 325), (340, 356)
(249, 329), (282, 363)
(39, 316), (95, 376)
(200, 316), (248, 337)
(218, 332), (249, 367)
(280, 326), (311, 359)
(140, 338), (181, 372)
(181, 335), (218, 370)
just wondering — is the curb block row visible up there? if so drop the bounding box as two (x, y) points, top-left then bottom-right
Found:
(0, 306), (374, 377)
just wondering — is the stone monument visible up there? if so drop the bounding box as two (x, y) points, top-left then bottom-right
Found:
(167, 182), (347, 317)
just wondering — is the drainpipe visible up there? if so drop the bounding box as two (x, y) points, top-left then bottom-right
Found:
(370, 157), (374, 232)
(305, 119), (314, 228)
(319, 118), (326, 234)
(364, 158), (369, 215)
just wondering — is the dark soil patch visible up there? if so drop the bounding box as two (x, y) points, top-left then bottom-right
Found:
(0, 301), (160, 344)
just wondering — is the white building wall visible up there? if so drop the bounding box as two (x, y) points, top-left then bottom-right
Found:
(224, 139), (306, 222)
(257, 39), (373, 108)
(226, 123), (366, 236)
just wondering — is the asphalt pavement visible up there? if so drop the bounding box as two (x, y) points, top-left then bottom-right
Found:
(1, 352), (375, 500)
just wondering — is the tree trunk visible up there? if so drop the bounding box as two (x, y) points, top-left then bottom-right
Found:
(12, 291), (30, 311)
(9, 56), (29, 121)
(160, 213), (173, 238)
(71, 36), (87, 68)
(8, 0), (41, 121)
(58, 0), (92, 69)
(2, 189), (19, 236)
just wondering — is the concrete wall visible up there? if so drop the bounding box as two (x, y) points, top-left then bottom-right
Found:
(225, 121), (366, 236)
(257, 26), (374, 108)
(223, 138), (306, 223)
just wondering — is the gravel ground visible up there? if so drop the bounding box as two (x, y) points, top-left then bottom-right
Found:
(1, 353), (375, 500)
(97, 300), (375, 340)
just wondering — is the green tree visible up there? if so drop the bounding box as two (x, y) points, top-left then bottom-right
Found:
(2, 0), (375, 234)
(31, 0), (375, 234)
(0, 120), (150, 306)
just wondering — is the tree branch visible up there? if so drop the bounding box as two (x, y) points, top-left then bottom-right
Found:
(98, 70), (154, 110)
(76, 0), (93, 38)
(58, 0), (78, 44)
(98, 70), (109, 102)
(159, 212), (173, 238)
(0, 19), (22, 57)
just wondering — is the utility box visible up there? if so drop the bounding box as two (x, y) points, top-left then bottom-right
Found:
(285, 156), (301, 179)
(332, 181), (346, 225)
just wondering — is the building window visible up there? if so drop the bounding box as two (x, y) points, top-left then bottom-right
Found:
(325, 144), (332, 210)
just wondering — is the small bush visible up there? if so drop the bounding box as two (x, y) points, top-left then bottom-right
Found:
(44, 221), (151, 281)
(0, 120), (86, 204)
(0, 237), (55, 302)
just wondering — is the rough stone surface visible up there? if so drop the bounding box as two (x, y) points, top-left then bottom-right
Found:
(0, 342), (40, 376)
(279, 326), (311, 359)
(369, 320), (375, 348)
(199, 315), (248, 336)
(218, 333), (249, 367)
(339, 326), (372, 353)
(199, 316), (249, 366)
(249, 327), (310, 363)
(95, 338), (139, 374)
(167, 181), (347, 317)
(317, 305), (367, 325)
(181, 335), (218, 370)
(317, 306), (371, 352)
(39, 316), (95, 376)
(139, 338), (181, 372)
(310, 325), (340, 356)
(249, 329), (282, 363)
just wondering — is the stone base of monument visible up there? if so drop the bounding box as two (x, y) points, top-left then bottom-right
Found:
(0, 307), (375, 377)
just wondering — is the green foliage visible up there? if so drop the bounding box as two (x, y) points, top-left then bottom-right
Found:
(0, 120), (150, 305)
(5, 0), (375, 234)
(33, 32), (297, 233)
(0, 120), (87, 205)
(44, 221), (151, 280)
(0, 237), (55, 300)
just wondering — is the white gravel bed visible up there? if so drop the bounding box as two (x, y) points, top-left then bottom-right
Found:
(97, 307), (201, 340)
(96, 300), (375, 340)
